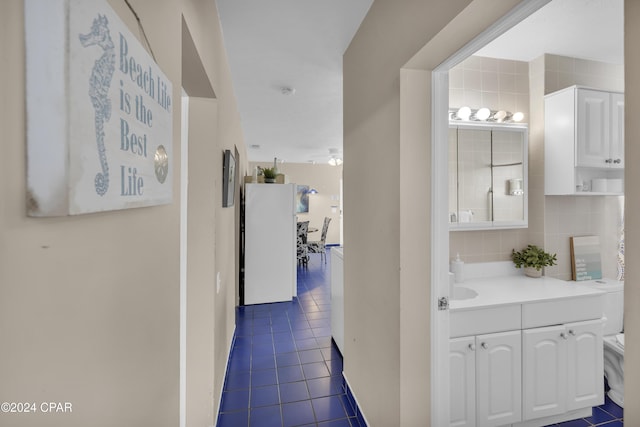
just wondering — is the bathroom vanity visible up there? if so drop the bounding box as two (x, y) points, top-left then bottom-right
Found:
(449, 267), (605, 427)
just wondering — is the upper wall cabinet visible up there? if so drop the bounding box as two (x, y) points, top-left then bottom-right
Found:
(449, 122), (528, 231)
(545, 86), (624, 195)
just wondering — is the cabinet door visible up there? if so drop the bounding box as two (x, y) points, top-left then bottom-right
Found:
(577, 89), (610, 167)
(566, 319), (604, 411)
(476, 330), (522, 427)
(523, 325), (567, 420)
(450, 337), (476, 427)
(610, 92), (625, 168)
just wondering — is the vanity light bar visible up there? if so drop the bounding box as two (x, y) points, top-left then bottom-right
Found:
(449, 107), (524, 123)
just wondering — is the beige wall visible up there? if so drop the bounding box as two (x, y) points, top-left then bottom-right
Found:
(249, 162), (342, 245)
(0, 1), (245, 426)
(343, 1), (521, 425)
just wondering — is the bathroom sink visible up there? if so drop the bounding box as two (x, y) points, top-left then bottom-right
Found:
(452, 286), (478, 300)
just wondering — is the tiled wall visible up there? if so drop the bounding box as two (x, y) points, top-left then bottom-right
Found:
(449, 56), (529, 262)
(541, 54), (624, 280)
(450, 54), (624, 279)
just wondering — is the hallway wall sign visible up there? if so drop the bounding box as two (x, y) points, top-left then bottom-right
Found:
(25, 0), (173, 216)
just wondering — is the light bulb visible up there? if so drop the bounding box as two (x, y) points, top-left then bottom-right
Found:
(457, 106), (471, 120)
(476, 107), (491, 121)
(493, 110), (507, 122)
(513, 111), (524, 122)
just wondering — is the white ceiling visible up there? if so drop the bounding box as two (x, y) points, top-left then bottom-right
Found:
(476, 0), (623, 64)
(216, 0), (623, 164)
(216, 0), (373, 164)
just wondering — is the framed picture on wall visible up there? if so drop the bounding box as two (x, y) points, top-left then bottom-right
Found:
(222, 149), (236, 207)
(296, 185), (309, 213)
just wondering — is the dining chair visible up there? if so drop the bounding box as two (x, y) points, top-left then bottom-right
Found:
(307, 217), (331, 263)
(296, 221), (309, 267)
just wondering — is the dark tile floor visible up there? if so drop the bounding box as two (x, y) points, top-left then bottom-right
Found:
(546, 392), (624, 427)
(217, 248), (624, 427)
(217, 249), (364, 427)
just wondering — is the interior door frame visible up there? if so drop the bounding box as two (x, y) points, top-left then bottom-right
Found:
(430, 1), (551, 425)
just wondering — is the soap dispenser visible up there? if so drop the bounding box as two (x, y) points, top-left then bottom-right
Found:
(451, 253), (465, 283)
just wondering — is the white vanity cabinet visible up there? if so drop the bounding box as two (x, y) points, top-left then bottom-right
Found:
(449, 274), (605, 427)
(522, 319), (603, 421)
(575, 89), (624, 169)
(545, 86), (624, 195)
(450, 331), (522, 427)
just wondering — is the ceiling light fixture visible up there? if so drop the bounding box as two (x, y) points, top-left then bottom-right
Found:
(449, 108), (525, 123)
(328, 157), (343, 166)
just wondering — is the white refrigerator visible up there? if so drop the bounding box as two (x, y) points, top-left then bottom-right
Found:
(244, 183), (297, 305)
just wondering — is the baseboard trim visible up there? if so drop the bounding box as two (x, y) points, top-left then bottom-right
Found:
(342, 372), (369, 427)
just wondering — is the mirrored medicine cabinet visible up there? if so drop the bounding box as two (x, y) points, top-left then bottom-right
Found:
(449, 122), (528, 231)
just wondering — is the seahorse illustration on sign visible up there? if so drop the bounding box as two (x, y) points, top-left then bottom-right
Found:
(79, 14), (115, 196)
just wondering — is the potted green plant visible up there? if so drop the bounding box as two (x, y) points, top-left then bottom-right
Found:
(261, 167), (277, 183)
(511, 244), (557, 278)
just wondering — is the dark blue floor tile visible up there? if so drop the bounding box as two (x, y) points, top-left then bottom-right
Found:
(251, 368), (278, 387)
(279, 380), (310, 403)
(316, 336), (333, 347)
(303, 361), (331, 379)
(228, 356), (251, 373)
(217, 409), (248, 427)
(276, 351), (301, 367)
(319, 418), (353, 427)
(282, 400), (316, 427)
(299, 349), (324, 364)
(296, 337), (320, 351)
(253, 334), (274, 345)
(221, 389), (250, 412)
(278, 364), (305, 383)
(275, 340), (298, 354)
(309, 318), (331, 328)
(272, 322), (292, 333)
(249, 404), (282, 427)
(307, 376), (340, 398)
(251, 384), (280, 407)
(600, 397), (624, 419)
(312, 395), (349, 422)
(225, 371), (251, 390)
(306, 311), (330, 320)
(586, 406), (615, 424)
(251, 355), (276, 371)
(555, 418), (591, 427)
(274, 331), (294, 342)
(598, 421), (623, 427)
(293, 328), (315, 340)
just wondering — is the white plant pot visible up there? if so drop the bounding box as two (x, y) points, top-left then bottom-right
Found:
(524, 266), (542, 278)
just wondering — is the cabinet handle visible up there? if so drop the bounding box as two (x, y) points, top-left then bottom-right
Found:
(468, 343), (476, 351)
(614, 158), (622, 164)
(560, 332), (568, 340)
(481, 342), (489, 350)
(605, 158), (613, 163)
(568, 329), (576, 336)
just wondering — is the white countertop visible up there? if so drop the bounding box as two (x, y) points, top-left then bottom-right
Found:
(450, 274), (606, 311)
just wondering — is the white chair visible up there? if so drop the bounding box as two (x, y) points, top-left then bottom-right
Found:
(307, 217), (331, 263)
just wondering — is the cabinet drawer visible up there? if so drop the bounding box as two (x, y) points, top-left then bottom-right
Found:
(450, 305), (521, 338)
(522, 295), (604, 329)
